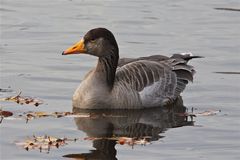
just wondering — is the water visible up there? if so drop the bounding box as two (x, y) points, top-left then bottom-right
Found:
(1, 0), (240, 159)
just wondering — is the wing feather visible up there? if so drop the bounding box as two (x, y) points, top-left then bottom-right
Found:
(116, 60), (171, 92)
(115, 54), (198, 106)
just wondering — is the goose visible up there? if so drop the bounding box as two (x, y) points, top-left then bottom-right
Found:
(62, 28), (201, 109)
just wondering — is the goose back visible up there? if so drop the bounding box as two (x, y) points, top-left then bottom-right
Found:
(112, 54), (198, 108)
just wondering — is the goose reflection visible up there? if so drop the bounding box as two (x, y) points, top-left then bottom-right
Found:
(63, 97), (194, 160)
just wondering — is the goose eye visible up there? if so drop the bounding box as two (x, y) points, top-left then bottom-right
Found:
(90, 39), (96, 43)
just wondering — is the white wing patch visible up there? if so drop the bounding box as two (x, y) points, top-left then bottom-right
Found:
(139, 81), (165, 106)
(139, 71), (177, 107)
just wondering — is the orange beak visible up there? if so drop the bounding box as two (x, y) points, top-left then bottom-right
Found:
(62, 38), (86, 55)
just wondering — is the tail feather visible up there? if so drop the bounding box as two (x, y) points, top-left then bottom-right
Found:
(170, 52), (202, 83)
(171, 53), (204, 62)
(174, 70), (193, 82)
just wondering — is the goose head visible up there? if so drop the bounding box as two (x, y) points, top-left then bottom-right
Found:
(62, 28), (119, 57)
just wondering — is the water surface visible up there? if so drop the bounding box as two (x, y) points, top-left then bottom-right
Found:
(1, 0), (240, 159)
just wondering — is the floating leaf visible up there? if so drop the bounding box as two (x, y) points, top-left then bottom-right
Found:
(15, 135), (77, 153)
(0, 110), (13, 117)
(116, 137), (151, 146)
(16, 111), (90, 123)
(0, 91), (43, 106)
(83, 136), (151, 147)
(0, 109), (13, 123)
(177, 108), (221, 117)
(196, 110), (221, 116)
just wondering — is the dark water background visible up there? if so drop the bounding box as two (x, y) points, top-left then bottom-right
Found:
(1, 0), (240, 159)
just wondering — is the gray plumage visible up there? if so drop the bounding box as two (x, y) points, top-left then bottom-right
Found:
(72, 53), (200, 109)
(63, 28), (202, 109)
(112, 54), (199, 108)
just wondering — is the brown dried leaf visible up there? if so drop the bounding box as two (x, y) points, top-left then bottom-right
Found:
(83, 136), (152, 147)
(0, 110), (14, 123)
(15, 135), (73, 153)
(196, 110), (221, 116)
(0, 110), (13, 117)
(17, 111), (90, 123)
(0, 91), (43, 106)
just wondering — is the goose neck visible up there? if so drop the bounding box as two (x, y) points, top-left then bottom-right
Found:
(95, 52), (119, 89)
